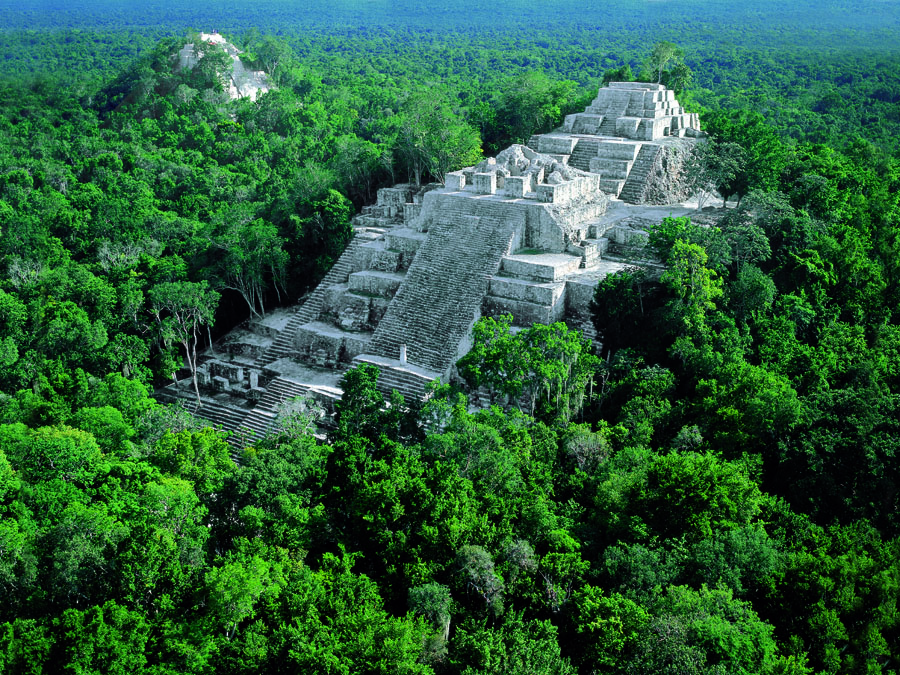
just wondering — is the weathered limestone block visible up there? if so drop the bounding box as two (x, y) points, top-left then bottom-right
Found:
(403, 203), (422, 224)
(571, 114), (604, 134)
(212, 375), (230, 392)
(501, 254), (582, 282)
(474, 172), (497, 195)
(368, 296), (391, 325)
(208, 360), (244, 384)
(610, 226), (650, 246)
(249, 317), (283, 339)
(293, 324), (346, 367)
(597, 140), (642, 160)
(445, 172), (466, 191)
(343, 332), (373, 361)
(371, 249), (403, 272)
(488, 276), (565, 306)
(221, 340), (265, 359)
(547, 171), (566, 185)
(322, 284), (349, 313)
(482, 294), (566, 325)
(353, 214), (389, 230)
(334, 293), (371, 331)
(615, 117), (642, 138)
(567, 239), (601, 267)
(590, 157), (632, 178)
(386, 229), (426, 255)
(377, 185), (417, 208)
(348, 271), (404, 298)
(535, 175), (601, 206)
(582, 237), (609, 256)
(537, 183), (560, 203)
(536, 136), (578, 155)
(505, 176), (527, 198)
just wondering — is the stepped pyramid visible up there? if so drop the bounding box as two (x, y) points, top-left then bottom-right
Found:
(530, 81), (703, 200)
(154, 82), (705, 441)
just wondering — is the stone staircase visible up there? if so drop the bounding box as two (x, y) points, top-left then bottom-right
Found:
(590, 141), (642, 198)
(235, 376), (342, 443)
(597, 115), (621, 136)
(193, 399), (252, 457)
(255, 234), (370, 368)
(354, 355), (439, 401)
(566, 137), (650, 198)
(369, 203), (521, 375)
(237, 407), (278, 442)
(238, 376), (311, 439)
(568, 138), (603, 172)
(619, 144), (662, 204)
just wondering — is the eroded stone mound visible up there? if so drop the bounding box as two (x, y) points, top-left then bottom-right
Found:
(177, 32), (272, 101)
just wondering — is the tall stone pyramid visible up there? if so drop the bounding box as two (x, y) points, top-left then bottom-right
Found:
(529, 81), (703, 201)
(155, 82), (705, 443)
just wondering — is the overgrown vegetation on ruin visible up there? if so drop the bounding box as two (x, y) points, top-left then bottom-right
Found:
(1, 1), (899, 672)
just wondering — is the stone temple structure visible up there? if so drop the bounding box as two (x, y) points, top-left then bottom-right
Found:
(155, 81), (705, 446)
(177, 33), (272, 101)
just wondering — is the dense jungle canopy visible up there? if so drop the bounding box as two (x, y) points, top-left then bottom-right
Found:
(0, 1), (899, 673)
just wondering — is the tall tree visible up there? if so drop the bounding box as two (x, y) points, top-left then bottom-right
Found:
(395, 91), (482, 186)
(149, 281), (219, 403)
(213, 215), (287, 319)
(646, 41), (682, 84)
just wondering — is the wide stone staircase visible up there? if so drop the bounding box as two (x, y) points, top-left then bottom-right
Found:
(236, 376), (327, 441)
(353, 354), (438, 402)
(193, 399), (255, 458)
(597, 115), (621, 136)
(367, 203), (522, 377)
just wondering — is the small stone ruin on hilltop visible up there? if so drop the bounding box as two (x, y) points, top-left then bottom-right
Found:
(177, 32), (272, 101)
(155, 81), (707, 446)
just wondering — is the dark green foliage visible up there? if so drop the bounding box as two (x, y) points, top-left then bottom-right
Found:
(1, 4), (900, 673)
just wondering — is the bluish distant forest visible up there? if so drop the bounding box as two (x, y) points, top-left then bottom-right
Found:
(1, 1), (899, 673)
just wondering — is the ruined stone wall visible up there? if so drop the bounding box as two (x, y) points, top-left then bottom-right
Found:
(627, 139), (696, 205)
